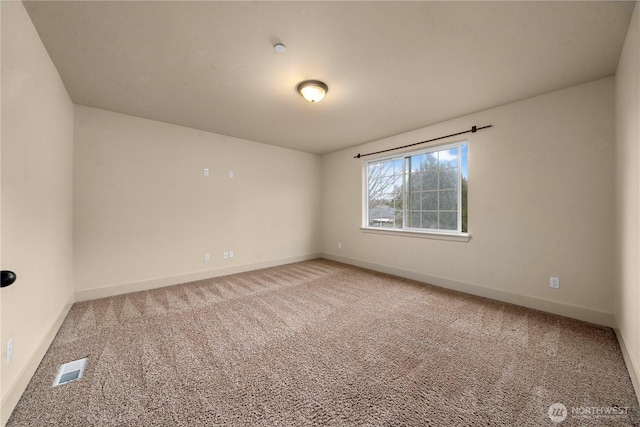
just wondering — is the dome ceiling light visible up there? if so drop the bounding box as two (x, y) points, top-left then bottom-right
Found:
(297, 80), (328, 103)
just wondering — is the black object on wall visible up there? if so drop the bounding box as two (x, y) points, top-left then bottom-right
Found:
(1, 271), (16, 288)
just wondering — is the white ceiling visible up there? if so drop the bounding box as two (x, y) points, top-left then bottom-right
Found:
(23, 1), (636, 155)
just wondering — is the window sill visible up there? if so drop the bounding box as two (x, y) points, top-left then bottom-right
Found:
(360, 227), (471, 243)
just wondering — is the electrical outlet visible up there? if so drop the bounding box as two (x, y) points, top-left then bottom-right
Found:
(203, 253), (210, 262)
(203, 168), (209, 177)
(338, 243), (342, 249)
(229, 250), (234, 259)
(550, 277), (560, 289)
(228, 171), (234, 178)
(223, 252), (229, 259)
(6, 338), (13, 364)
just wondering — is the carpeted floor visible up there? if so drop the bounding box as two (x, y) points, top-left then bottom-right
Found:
(7, 259), (640, 426)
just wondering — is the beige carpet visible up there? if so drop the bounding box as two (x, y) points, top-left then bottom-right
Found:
(7, 259), (640, 426)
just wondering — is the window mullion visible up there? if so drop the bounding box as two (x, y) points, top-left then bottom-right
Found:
(403, 156), (409, 230)
(457, 146), (462, 233)
(437, 153), (440, 230)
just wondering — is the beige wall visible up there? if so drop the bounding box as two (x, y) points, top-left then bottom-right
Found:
(615, 2), (640, 398)
(0, 1), (74, 424)
(73, 106), (322, 299)
(322, 77), (616, 326)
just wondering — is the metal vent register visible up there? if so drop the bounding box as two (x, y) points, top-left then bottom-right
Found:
(53, 358), (87, 387)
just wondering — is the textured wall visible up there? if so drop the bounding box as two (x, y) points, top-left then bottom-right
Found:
(73, 106), (322, 297)
(1, 1), (74, 424)
(615, 2), (640, 399)
(322, 78), (615, 325)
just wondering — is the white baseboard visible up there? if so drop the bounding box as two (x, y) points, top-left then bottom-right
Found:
(75, 253), (322, 302)
(614, 323), (640, 405)
(320, 253), (615, 328)
(1, 292), (74, 427)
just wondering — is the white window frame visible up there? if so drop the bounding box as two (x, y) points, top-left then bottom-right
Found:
(362, 140), (469, 241)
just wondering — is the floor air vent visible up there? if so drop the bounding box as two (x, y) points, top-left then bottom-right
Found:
(53, 358), (87, 387)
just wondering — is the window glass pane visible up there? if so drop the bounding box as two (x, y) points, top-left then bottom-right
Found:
(422, 152), (438, 170)
(439, 190), (457, 211)
(439, 212), (458, 230)
(462, 175), (467, 233)
(369, 204), (394, 227)
(439, 168), (457, 190)
(409, 211), (421, 228)
(424, 171), (438, 191)
(422, 191), (437, 210)
(408, 155), (422, 172)
(394, 211), (404, 228)
(392, 158), (403, 174)
(409, 171), (421, 191)
(368, 158), (402, 228)
(461, 144), (468, 180)
(438, 148), (458, 168)
(379, 193), (393, 206)
(368, 201), (383, 213)
(410, 192), (421, 210)
(393, 191), (403, 210)
(422, 212), (438, 229)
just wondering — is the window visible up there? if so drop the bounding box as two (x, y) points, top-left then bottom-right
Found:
(365, 142), (468, 234)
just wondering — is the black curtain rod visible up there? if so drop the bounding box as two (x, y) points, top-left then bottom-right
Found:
(354, 124), (492, 159)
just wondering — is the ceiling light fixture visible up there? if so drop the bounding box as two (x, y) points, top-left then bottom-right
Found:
(274, 43), (286, 53)
(297, 80), (328, 103)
